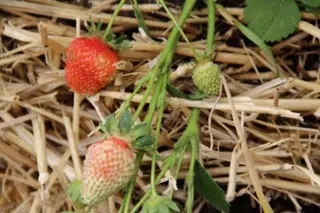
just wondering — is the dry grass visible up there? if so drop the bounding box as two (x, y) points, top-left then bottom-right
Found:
(0, 0), (319, 212)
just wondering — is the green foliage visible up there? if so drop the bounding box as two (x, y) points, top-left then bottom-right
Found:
(141, 195), (180, 213)
(244, 0), (301, 42)
(99, 113), (117, 136)
(130, 123), (151, 141)
(85, 16), (130, 49)
(99, 110), (155, 151)
(134, 135), (155, 151)
(131, 0), (150, 35)
(300, 0), (320, 7)
(66, 180), (85, 208)
(194, 161), (230, 212)
(105, 34), (131, 49)
(305, 6), (320, 13)
(119, 108), (133, 134)
(166, 84), (207, 100)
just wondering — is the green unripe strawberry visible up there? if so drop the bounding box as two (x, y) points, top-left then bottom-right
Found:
(192, 61), (221, 96)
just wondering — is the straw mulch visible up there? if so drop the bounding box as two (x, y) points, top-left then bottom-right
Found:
(0, 0), (320, 212)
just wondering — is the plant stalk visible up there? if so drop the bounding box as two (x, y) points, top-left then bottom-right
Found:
(206, 0), (215, 59)
(103, 0), (126, 39)
(120, 152), (144, 213)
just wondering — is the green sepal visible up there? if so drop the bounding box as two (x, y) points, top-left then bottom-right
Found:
(66, 180), (85, 208)
(166, 84), (207, 100)
(129, 123), (151, 141)
(104, 33), (131, 49)
(85, 16), (103, 35)
(99, 113), (117, 136)
(134, 135), (156, 151)
(131, 0), (150, 36)
(118, 108), (133, 135)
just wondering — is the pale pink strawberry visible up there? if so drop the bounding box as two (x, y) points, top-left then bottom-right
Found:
(81, 136), (135, 206)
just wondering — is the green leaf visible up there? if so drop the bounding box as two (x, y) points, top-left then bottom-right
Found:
(194, 161), (230, 212)
(304, 5), (320, 13)
(105, 33), (131, 49)
(134, 135), (156, 150)
(100, 113), (117, 135)
(131, 0), (150, 36)
(244, 0), (301, 42)
(165, 199), (180, 212)
(166, 84), (207, 100)
(118, 108), (132, 134)
(130, 123), (151, 141)
(142, 195), (180, 213)
(216, 5), (279, 77)
(66, 180), (84, 208)
(300, 0), (320, 7)
(104, 33), (114, 42)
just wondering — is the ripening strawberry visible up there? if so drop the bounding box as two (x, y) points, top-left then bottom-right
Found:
(81, 136), (135, 206)
(65, 36), (119, 95)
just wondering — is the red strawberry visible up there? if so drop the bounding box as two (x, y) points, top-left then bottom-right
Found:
(65, 36), (119, 95)
(81, 136), (135, 206)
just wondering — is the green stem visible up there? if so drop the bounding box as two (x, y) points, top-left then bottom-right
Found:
(132, 65), (160, 122)
(150, 74), (168, 195)
(103, 0), (126, 39)
(132, 0), (197, 122)
(130, 108), (200, 212)
(205, 0), (215, 59)
(158, 0), (198, 68)
(130, 153), (177, 213)
(120, 152), (144, 213)
(158, 0), (198, 60)
(168, 145), (186, 199)
(143, 77), (164, 124)
(186, 138), (196, 213)
(185, 109), (200, 213)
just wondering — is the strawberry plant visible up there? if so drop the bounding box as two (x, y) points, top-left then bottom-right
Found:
(66, 0), (230, 212)
(66, 0), (319, 212)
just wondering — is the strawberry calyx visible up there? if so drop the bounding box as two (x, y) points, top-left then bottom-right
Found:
(99, 108), (155, 152)
(85, 17), (130, 50)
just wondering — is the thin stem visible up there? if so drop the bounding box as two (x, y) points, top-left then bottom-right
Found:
(130, 107), (199, 212)
(159, 0), (198, 64)
(169, 145), (187, 198)
(130, 153), (177, 213)
(185, 133), (199, 213)
(120, 152), (144, 213)
(150, 74), (168, 194)
(132, 65), (160, 122)
(103, 0), (126, 39)
(118, 72), (152, 116)
(158, 0), (198, 60)
(185, 108), (200, 213)
(131, 0), (197, 121)
(206, 0), (215, 59)
(144, 76), (164, 124)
